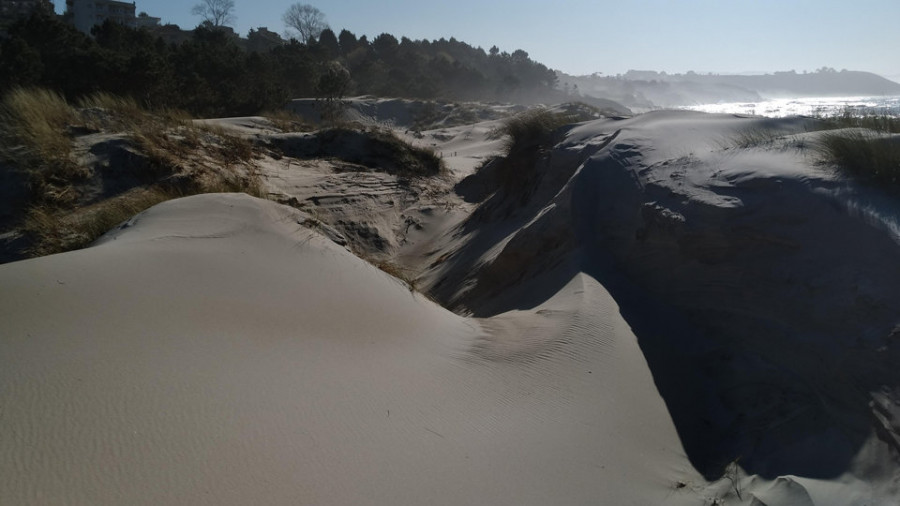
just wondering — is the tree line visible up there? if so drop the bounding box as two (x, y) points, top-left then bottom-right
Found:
(0, 9), (559, 117)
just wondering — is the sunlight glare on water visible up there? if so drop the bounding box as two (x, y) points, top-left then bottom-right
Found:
(680, 96), (900, 118)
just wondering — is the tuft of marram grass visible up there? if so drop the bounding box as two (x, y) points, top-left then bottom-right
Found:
(499, 108), (573, 155)
(0, 88), (75, 155)
(721, 127), (788, 149)
(77, 92), (145, 128)
(0, 88), (82, 189)
(816, 130), (900, 185)
(307, 125), (444, 177)
(374, 260), (418, 292)
(1, 89), (271, 259)
(23, 166), (267, 257)
(194, 123), (256, 164)
(24, 187), (175, 256)
(263, 109), (313, 133)
(813, 109), (900, 134)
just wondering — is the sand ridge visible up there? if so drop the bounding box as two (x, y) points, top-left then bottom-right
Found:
(1, 193), (706, 505)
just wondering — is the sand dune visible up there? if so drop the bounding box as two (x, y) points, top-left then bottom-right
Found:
(1, 193), (706, 505)
(3, 106), (900, 505)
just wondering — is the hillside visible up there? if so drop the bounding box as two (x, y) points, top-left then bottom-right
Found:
(560, 69), (900, 109)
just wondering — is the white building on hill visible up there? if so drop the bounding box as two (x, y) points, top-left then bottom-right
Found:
(134, 11), (160, 29)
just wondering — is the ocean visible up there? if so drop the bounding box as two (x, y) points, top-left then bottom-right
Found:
(680, 95), (900, 118)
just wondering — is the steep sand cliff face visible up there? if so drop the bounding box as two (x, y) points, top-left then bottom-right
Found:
(425, 111), (900, 496)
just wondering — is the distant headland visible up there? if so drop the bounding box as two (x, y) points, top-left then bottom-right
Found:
(559, 68), (900, 109)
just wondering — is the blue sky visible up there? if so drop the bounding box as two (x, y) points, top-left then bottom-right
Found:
(51, 0), (900, 79)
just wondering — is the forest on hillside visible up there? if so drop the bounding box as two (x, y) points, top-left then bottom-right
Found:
(0, 9), (560, 117)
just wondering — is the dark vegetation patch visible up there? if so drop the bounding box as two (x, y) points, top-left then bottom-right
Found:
(0, 9), (568, 118)
(459, 103), (602, 202)
(817, 131), (900, 186)
(812, 112), (900, 188)
(270, 126), (443, 177)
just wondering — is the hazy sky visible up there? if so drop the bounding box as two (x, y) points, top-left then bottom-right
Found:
(51, 0), (900, 79)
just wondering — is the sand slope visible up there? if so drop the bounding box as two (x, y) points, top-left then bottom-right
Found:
(1, 193), (705, 505)
(421, 110), (900, 504)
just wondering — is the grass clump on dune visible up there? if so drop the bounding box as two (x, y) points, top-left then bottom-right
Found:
(24, 187), (175, 256)
(273, 125), (443, 177)
(76, 91), (254, 172)
(816, 109), (900, 134)
(497, 107), (574, 156)
(321, 126), (442, 177)
(77, 92), (150, 129)
(0, 87), (266, 259)
(718, 111), (900, 189)
(810, 110), (900, 187)
(722, 127), (791, 149)
(0, 88), (76, 162)
(478, 106), (585, 196)
(263, 109), (313, 133)
(492, 102), (602, 161)
(24, 162), (266, 257)
(373, 259), (419, 292)
(817, 130), (900, 186)
(0, 88), (84, 204)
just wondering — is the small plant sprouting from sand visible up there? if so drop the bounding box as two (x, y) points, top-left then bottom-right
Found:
(720, 126), (789, 149)
(721, 457), (743, 501)
(374, 260), (418, 292)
